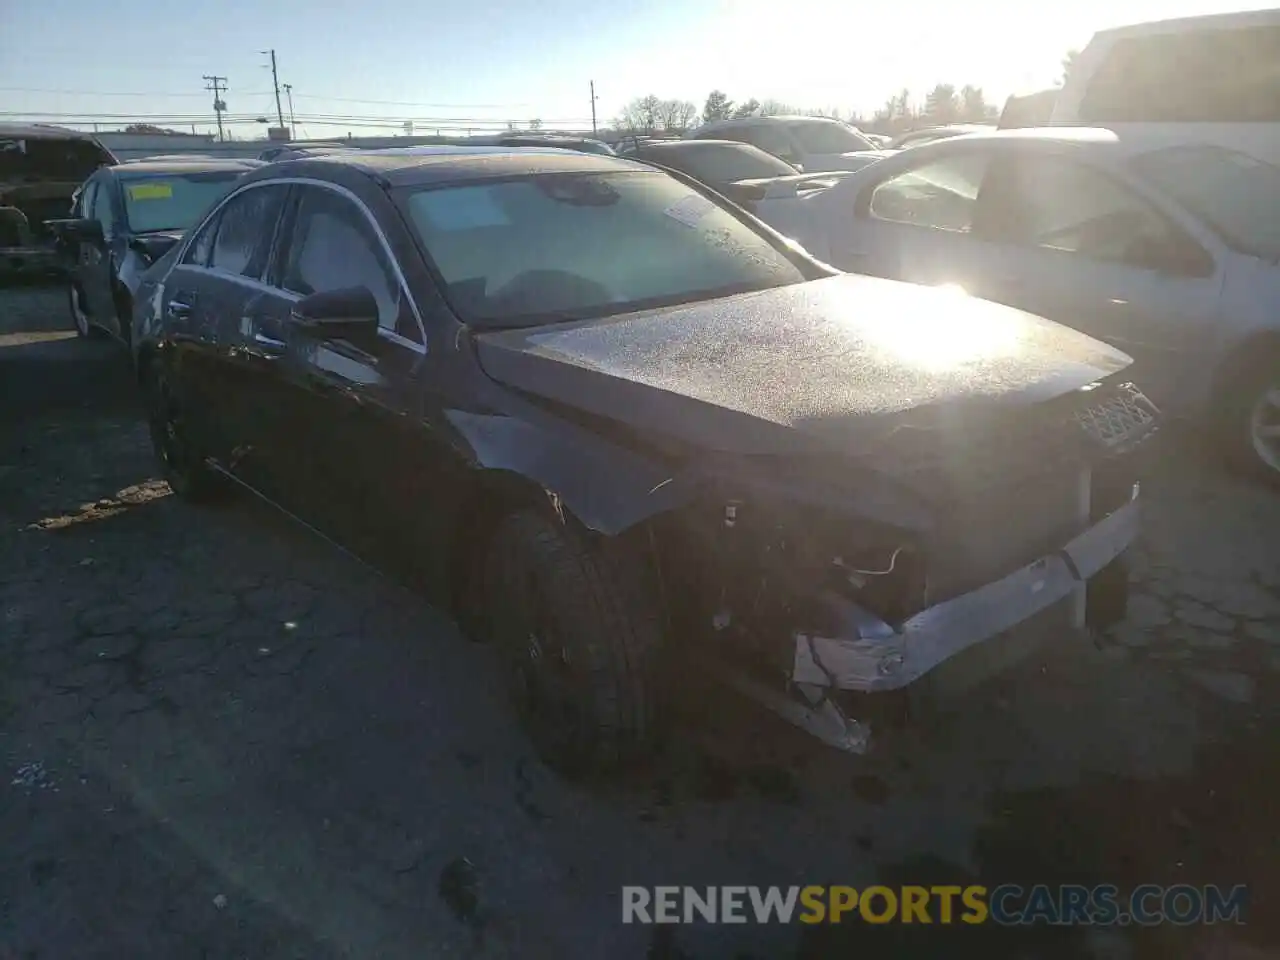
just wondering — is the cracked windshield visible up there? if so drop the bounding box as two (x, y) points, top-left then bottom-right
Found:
(2, 1), (1280, 958)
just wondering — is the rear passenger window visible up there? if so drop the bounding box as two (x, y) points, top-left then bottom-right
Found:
(208, 185), (286, 277)
(1080, 28), (1280, 122)
(738, 125), (799, 161)
(1000, 156), (1205, 272)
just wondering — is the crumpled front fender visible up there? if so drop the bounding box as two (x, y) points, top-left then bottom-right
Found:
(445, 408), (691, 536)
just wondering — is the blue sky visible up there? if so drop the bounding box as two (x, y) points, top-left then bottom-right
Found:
(0, 0), (1264, 138)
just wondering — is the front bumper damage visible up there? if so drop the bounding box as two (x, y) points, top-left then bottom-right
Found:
(701, 383), (1159, 755)
(714, 487), (1139, 755)
(791, 483), (1139, 694)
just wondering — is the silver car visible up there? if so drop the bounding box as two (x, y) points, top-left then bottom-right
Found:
(758, 128), (1280, 482)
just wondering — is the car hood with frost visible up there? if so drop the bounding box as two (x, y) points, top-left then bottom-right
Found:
(474, 273), (1134, 456)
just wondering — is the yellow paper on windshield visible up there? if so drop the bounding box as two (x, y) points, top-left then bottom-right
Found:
(128, 182), (173, 201)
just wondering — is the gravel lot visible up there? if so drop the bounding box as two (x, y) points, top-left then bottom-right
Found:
(2, 284), (1280, 959)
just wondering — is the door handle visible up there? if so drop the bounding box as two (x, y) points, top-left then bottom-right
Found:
(166, 297), (195, 320)
(253, 332), (286, 350)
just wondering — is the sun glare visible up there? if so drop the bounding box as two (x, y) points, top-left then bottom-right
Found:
(854, 283), (1026, 372)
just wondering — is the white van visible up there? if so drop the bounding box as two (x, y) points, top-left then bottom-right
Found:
(1051, 8), (1280, 164)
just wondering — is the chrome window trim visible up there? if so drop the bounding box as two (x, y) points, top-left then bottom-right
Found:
(174, 175), (428, 354)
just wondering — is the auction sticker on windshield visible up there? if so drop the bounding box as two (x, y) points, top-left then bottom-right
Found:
(127, 182), (173, 201)
(664, 194), (715, 228)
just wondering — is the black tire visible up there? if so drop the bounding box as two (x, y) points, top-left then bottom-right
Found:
(484, 510), (662, 777)
(143, 360), (226, 503)
(68, 283), (101, 339)
(1218, 352), (1280, 487)
(114, 288), (134, 349)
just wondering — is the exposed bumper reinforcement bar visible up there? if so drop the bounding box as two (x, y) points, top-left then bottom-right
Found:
(792, 489), (1141, 693)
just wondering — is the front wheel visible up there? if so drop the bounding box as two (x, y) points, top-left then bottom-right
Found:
(1220, 355), (1280, 486)
(144, 361), (226, 503)
(484, 510), (662, 777)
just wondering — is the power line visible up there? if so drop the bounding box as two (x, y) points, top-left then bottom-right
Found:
(0, 85), (536, 111)
(289, 93), (533, 108)
(0, 85), (275, 98)
(0, 110), (595, 124)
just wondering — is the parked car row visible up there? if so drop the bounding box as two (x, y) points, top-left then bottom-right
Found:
(749, 128), (1280, 484)
(0, 122), (117, 282)
(47, 158), (264, 344)
(118, 145), (1157, 774)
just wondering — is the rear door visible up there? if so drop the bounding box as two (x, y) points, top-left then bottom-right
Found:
(967, 152), (1224, 406)
(164, 182), (290, 470)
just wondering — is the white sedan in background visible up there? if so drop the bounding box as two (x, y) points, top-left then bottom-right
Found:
(756, 127), (1280, 483)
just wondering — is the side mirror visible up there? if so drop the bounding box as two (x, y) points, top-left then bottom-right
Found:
(289, 286), (380, 345)
(46, 217), (103, 242)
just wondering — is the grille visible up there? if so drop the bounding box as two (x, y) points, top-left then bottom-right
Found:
(1072, 382), (1159, 454)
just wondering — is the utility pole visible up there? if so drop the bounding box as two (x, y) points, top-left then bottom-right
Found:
(283, 83), (296, 139)
(590, 80), (598, 136)
(203, 75), (228, 142)
(263, 49), (285, 128)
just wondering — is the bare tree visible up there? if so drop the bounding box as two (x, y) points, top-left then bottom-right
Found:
(758, 98), (800, 117)
(731, 98), (760, 119)
(614, 94), (663, 133)
(658, 98), (699, 133)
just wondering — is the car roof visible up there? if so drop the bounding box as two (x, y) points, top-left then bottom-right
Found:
(0, 121), (102, 141)
(108, 158), (265, 176)
(272, 146), (644, 187)
(913, 126), (1120, 149)
(639, 139), (752, 150)
(902, 124), (991, 136)
(900, 125), (1225, 162)
(1093, 6), (1280, 40)
(697, 115), (842, 130)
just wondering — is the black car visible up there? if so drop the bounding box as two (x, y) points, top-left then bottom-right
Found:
(49, 158), (262, 344)
(0, 123), (116, 282)
(625, 138), (830, 210)
(132, 149), (1157, 774)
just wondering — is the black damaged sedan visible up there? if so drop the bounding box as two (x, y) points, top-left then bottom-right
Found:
(132, 147), (1159, 774)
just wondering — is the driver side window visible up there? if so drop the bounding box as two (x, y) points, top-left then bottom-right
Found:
(280, 186), (421, 343)
(1000, 156), (1211, 275)
(867, 154), (988, 233)
(90, 180), (116, 235)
